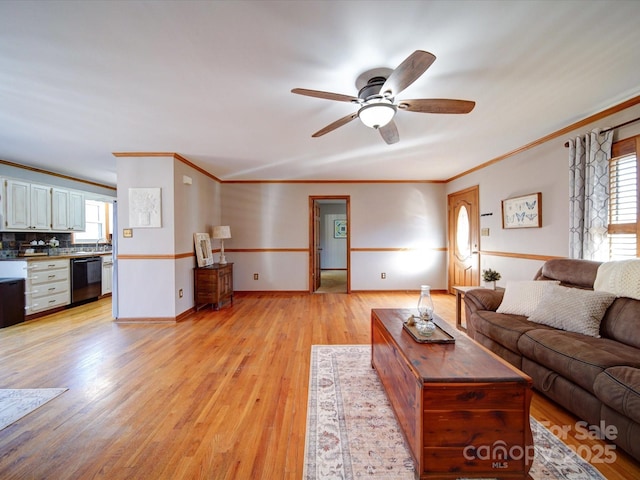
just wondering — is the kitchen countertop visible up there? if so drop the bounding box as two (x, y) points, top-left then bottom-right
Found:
(0, 251), (113, 261)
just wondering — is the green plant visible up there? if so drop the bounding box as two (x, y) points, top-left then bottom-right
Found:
(482, 268), (501, 282)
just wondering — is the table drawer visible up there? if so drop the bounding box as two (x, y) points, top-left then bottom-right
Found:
(423, 384), (526, 410)
(423, 410), (526, 447)
(422, 446), (528, 475)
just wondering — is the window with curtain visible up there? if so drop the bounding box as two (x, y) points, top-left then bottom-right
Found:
(608, 134), (640, 259)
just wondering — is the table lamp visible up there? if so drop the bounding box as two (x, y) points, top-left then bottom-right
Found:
(212, 226), (231, 265)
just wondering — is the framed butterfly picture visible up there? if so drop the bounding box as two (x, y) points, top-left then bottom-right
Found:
(502, 192), (542, 229)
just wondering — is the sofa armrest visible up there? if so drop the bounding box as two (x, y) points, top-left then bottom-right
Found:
(463, 288), (505, 339)
(464, 288), (504, 313)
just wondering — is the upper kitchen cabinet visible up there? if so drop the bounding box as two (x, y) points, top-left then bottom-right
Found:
(3, 179), (51, 230)
(1, 179), (86, 232)
(52, 188), (85, 232)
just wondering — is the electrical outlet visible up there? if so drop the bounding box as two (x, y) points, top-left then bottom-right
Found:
(381, 272), (386, 279)
(253, 273), (259, 280)
(178, 289), (183, 298)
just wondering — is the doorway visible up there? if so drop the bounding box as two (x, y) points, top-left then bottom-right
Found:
(447, 186), (480, 293)
(309, 196), (350, 293)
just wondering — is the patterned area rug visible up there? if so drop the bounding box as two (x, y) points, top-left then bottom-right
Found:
(303, 345), (606, 480)
(0, 388), (67, 431)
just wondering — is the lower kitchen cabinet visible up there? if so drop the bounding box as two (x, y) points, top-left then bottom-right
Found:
(27, 258), (70, 314)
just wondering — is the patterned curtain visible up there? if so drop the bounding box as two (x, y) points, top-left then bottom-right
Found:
(568, 128), (614, 260)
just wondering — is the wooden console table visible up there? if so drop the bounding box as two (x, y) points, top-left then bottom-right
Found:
(194, 263), (233, 310)
(371, 308), (533, 479)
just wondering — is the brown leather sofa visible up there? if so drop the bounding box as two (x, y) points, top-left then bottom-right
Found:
(464, 258), (640, 462)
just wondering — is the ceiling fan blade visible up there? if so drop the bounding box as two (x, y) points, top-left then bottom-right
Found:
(312, 112), (358, 137)
(379, 120), (399, 145)
(291, 88), (359, 103)
(381, 50), (436, 98)
(398, 99), (476, 114)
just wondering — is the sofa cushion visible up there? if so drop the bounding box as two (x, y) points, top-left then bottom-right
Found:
(527, 284), (616, 337)
(594, 366), (640, 425)
(496, 280), (559, 316)
(600, 297), (640, 349)
(471, 310), (552, 354)
(517, 329), (640, 395)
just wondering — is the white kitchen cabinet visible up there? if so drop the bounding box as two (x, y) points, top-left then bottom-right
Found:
(102, 255), (113, 295)
(0, 258), (70, 316)
(3, 179), (51, 231)
(51, 188), (85, 232)
(68, 190), (85, 231)
(26, 258), (70, 314)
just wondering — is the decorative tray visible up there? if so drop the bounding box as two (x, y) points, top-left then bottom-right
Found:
(402, 317), (456, 344)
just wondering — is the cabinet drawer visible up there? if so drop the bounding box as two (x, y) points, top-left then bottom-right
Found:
(29, 269), (69, 285)
(28, 291), (70, 313)
(197, 276), (218, 289)
(28, 259), (68, 272)
(29, 279), (69, 299)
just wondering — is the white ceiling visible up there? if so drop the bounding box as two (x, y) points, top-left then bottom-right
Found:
(1, 1), (639, 188)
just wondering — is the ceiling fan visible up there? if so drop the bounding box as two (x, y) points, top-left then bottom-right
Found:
(291, 50), (475, 145)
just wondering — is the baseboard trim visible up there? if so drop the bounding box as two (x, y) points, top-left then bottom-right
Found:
(114, 317), (177, 324)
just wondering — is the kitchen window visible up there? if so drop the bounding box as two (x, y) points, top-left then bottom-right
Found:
(73, 200), (112, 243)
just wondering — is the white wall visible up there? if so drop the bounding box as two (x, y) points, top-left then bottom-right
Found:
(221, 182), (446, 291)
(115, 155), (221, 319)
(445, 102), (640, 286)
(112, 100), (640, 317)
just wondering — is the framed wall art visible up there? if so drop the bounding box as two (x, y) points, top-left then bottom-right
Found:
(129, 187), (162, 228)
(502, 192), (542, 229)
(334, 219), (347, 238)
(194, 232), (214, 267)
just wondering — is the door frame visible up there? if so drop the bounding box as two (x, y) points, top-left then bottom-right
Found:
(308, 196), (350, 293)
(447, 185), (480, 293)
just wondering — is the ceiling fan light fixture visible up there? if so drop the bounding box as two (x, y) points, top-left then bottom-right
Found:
(358, 102), (397, 129)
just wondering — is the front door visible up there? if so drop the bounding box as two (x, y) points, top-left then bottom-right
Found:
(447, 186), (480, 293)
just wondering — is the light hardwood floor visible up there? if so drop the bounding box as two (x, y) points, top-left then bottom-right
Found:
(0, 292), (638, 479)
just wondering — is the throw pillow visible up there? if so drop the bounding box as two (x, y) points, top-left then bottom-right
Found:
(496, 280), (560, 316)
(528, 285), (616, 337)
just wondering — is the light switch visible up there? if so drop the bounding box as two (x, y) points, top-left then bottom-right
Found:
(481, 228), (490, 236)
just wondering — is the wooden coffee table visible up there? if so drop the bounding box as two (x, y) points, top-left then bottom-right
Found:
(371, 308), (533, 479)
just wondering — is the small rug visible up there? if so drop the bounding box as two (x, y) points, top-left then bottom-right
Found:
(303, 345), (606, 480)
(0, 388), (67, 431)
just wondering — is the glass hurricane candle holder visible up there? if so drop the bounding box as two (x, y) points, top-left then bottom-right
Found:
(417, 285), (434, 320)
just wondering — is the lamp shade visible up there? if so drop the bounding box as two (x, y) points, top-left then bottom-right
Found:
(212, 225), (231, 239)
(358, 102), (396, 129)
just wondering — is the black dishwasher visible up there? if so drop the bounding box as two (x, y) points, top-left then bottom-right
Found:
(71, 257), (102, 304)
